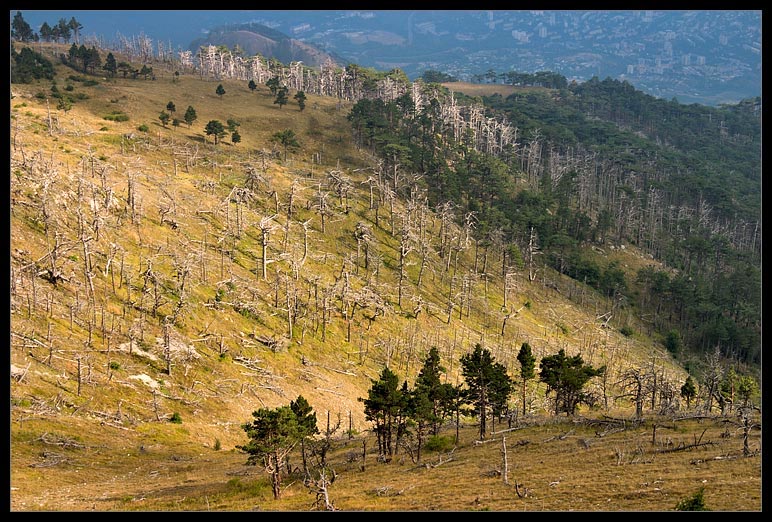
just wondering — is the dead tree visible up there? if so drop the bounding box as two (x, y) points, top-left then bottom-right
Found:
(525, 225), (541, 282)
(501, 304), (525, 337)
(163, 319), (172, 375)
(309, 468), (336, 511)
(258, 215), (279, 280)
(354, 221), (372, 275)
(314, 184), (332, 233)
(396, 212), (417, 309)
(617, 367), (651, 420)
(501, 435), (509, 485)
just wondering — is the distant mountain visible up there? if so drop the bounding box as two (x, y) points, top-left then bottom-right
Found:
(189, 22), (344, 68)
(14, 10), (762, 106)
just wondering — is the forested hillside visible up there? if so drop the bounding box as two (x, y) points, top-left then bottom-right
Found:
(9, 16), (761, 511)
(347, 73), (761, 369)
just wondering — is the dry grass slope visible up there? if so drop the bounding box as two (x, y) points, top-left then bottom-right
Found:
(10, 45), (761, 511)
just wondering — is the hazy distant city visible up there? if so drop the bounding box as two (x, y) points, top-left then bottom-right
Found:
(18, 10), (762, 106)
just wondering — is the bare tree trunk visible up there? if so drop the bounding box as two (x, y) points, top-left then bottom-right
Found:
(502, 436), (509, 485)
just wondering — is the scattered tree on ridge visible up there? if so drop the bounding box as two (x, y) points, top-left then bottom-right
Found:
(103, 52), (117, 77)
(680, 375), (697, 409)
(117, 61), (134, 78)
(68, 16), (83, 45)
(183, 105), (197, 128)
(271, 129), (299, 161)
(290, 395), (319, 478)
(12, 11), (35, 42)
(274, 86), (289, 109)
(410, 346), (457, 462)
(139, 64), (153, 80)
(266, 76), (280, 95)
(204, 119), (226, 145)
(226, 118), (240, 133)
(237, 396), (318, 500)
(539, 349), (605, 416)
(360, 366), (409, 459)
(516, 342), (536, 416)
(294, 90), (307, 111)
(460, 344), (514, 439)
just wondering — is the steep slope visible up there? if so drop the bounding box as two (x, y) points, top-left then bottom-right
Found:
(12, 45), (754, 511)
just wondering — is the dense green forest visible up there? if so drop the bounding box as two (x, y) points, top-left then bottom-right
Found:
(347, 73), (761, 370)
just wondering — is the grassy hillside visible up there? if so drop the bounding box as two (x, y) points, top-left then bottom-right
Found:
(9, 46), (761, 511)
(441, 81), (523, 98)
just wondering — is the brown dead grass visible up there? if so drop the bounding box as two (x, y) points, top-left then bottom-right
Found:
(10, 412), (761, 511)
(10, 45), (761, 512)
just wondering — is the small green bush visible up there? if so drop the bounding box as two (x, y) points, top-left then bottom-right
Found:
(226, 477), (271, 496)
(675, 487), (709, 511)
(620, 326), (634, 337)
(424, 435), (455, 452)
(169, 412), (183, 424)
(103, 111), (129, 122)
(108, 361), (121, 371)
(214, 438), (222, 451)
(137, 124), (149, 132)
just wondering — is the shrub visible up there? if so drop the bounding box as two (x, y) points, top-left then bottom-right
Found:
(424, 435), (455, 452)
(169, 412), (183, 424)
(214, 438), (222, 451)
(675, 488), (709, 511)
(225, 477), (271, 497)
(620, 325), (634, 337)
(103, 111), (129, 122)
(664, 330), (682, 355)
(137, 124), (149, 133)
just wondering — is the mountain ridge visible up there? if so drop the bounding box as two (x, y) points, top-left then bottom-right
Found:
(9, 40), (762, 511)
(14, 10), (762, 106)
(189, 22), (345, 68)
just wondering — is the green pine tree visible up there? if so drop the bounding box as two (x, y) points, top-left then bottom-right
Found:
(460, 344), (514, 439)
